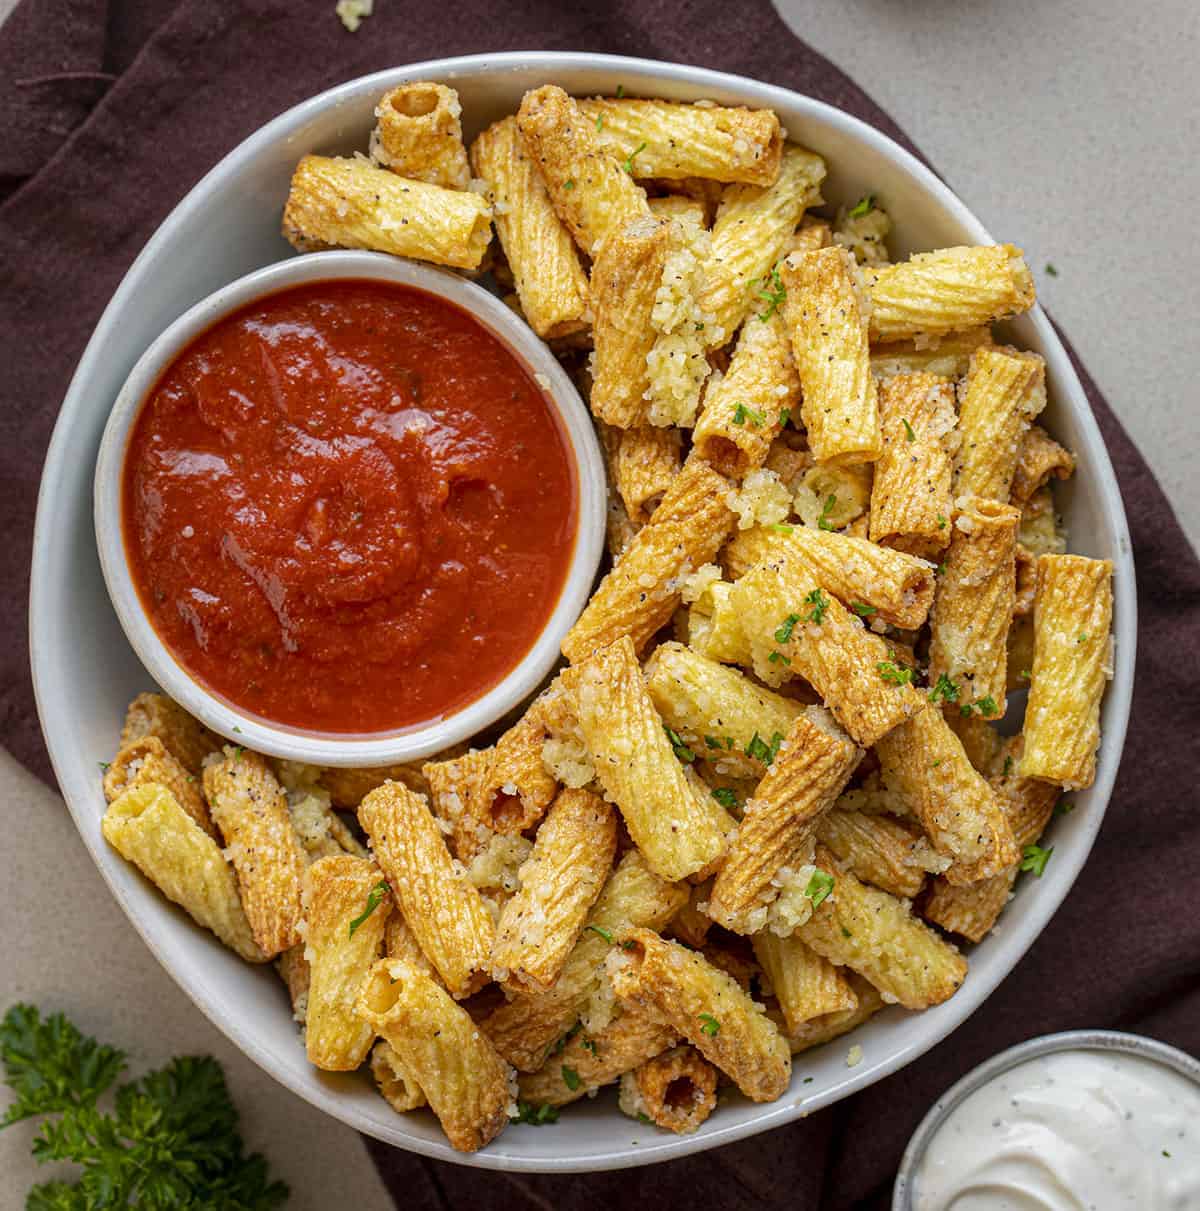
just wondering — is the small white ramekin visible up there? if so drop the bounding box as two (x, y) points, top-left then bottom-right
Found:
(93, 250), (606, 766)
(893, 1030), (1200, 1209)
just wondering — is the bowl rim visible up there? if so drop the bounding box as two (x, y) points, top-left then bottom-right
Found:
(30, 50), (1137, 1172)
(90, 249), (607, 766)
(891, 1029), (1200, 1209)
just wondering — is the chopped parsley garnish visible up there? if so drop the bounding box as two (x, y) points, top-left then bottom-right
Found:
(959, 702), (974, 718)
(775, 613), (802, 643)
(348, 880), (390, 938)
(621, 939), (637, 950)
(1054, 800), (1075, 817)
(561, 1065), (581, 1091)
(877, 660), (913, 686)
(585, 924), (614, 944)
(803, 1076), (814, 1084)
(804, 869), (835, 908)
(563, 178), (576, 190)
(770, 522), (795, 535)
(850, 601), (877, 617)
(744, 730), (785, 765)
(841, 926), (852, 938)
(1020, 844), (1053, 877)
(779, 407), (793, 429)
(901, 417), (916, 442)
(705, 735), (725, 749)
(848, 194), (875, 218)
(1077, 632), (1089, 644)
(98, 761), (110, 773)
(622, 141), (648, 174)
(582, 1038), (599, 1056)
(817, 493), (838, 531)
(936, 514), (947, 529)
(1019, 668), (1032, 681)
(937, 561), (948, 576)
(1003, 755), (1014, 777)
(976, 695), (999, 716)
(595, 113), (605, 132)
(732, 402), (765, 427)
(232, 725), (243, 734)
(552, 1023), (581, 1054)
(929, 673), (959, 704)
(616, 84), (625, 98)
(1045, 263), (1058, 277)
(804, 588), (830, 624)
(511, 1101), (559, 1125)
(636, 1111), (652, 1124)
(768, 650), (792, 665)
(755, 266), (786, 321)
(712, 787), (740, 810)
(698, 1013), (721, 1037)
(664, 724), (696, 763)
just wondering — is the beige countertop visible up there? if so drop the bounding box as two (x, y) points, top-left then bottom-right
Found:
(2, 2), (1196, 1207)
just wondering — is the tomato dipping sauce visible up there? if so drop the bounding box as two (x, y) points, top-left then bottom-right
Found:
(122, 278), (577, 733)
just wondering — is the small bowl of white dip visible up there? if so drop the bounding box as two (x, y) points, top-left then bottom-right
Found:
(894, 1030), (1200, 1211)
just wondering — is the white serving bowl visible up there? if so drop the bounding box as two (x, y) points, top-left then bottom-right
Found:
(92, 250), (606, 767)
(31, 52), (1136, 1171)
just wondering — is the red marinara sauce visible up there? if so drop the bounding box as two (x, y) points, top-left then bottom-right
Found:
(122, 278), (577, 733)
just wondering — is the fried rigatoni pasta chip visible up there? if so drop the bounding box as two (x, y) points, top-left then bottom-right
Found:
(785, 974), (886, 1054)
(561, 457), (735, 663)
(572, 636), (731, 882)
(869, 327), (993, 381)
(516, 85), (649, 256)
(358, 781), (495, 997)
(370, 82), (470, 189)
(781, 245), (881, 465)
(1011, 423), (1076, 510)
(303, 855), (391, 1071)
(102, 784), (266, 962)
(695, 145), (826, 347)
(203, 748), (307, 958)
(276, 945), (310, 1021)
(609, 928), (791, 1101)
(282, 155), (492, 270)
(318, 760), (431, 809)
(578, 97), (782, 185)
(796, 846), (967, 1010)
(619, 1045), (719, 1134)
(864, 245), (1035, 343)
(954, 347), (1046, 502)
(358, 960), (513, 1152)
(119, 691), (218, 776)
(482, 851), (687, 1072)
(519, 1006), (678, 1107)
(104, 735), (215, 838)
(1020, 554), (1113, 788)
(644, 641), (803, 779)
(708, 707), (860, 933)
(815, 809), (931, 899)
(469, 116), (589, 339)
(691, 312), (800, 477)
(869, 373), (958, 561)
(875, 701), (1018, 884)
(649, 194), (708, 226)
(728, 555), (924, 746)
(752, 932), (857, 1033)
(723, 524), (935, 630)
(371, 1039), (427, 1113)
(927, 496), (1021, 717)
(614, 424), (683, 525)
(492, 788), (617, 992)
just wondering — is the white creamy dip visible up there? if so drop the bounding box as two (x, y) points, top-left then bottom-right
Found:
(914, 1048), (1200, 1210)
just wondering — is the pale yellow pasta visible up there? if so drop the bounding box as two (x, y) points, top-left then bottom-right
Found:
(796, 846), (967, 1010)
(815, 809), (930, 899)
(618, 1045), (719, 1134)
(614, 424), (683, 524)
(358, 781), (495, 997)
(492, 788), (617, 992)
(785, 974), (886, 1054)
(695, 145), (827, 347)
(482, 850), (687, 1072)
(358, 960), (512, 1153)
(1020, 554), (1114, 788)
(371, 82), (470, 189)
(282, 155), (492, 270)
(785, 214), (833, 255)
(519, 1006), (678, 1107)
(723, 524), (936, 631)
(644, 641), (804, 779)
(609, 928), (791, 1101)
(385, 913), (439, 980)
(927, 496), (1021, 717)
(319, 760), (432, 809)
(753, 932), (857, 1033)
(954, 346), (1047, 501)
(104, 735), (215, 838)
(516, 85), (649, 256)
(1011, 423), (1076, 510)
(781, 245), (881, 465)
(869, 373), (958, 560)
(578, 97), (782, 185)
(875, 701), (1018, 884)
(671, 880), (717, 949)
(119, 692), (218, 776)
(303, 855), (391, 1071)
(648, 194), (708, 227)
(203, 748), (307, 959)
(469, 116), (590, 338)
(945, 710), (1005, 775)
(370, 1039), (427, 1113)
(869, 327), (994, 381)
(727, 554), (924, 746)
(690, 311), (799, 477)
(865, 245), (1035, 342)
(708, 707), (861, 934)
(572, 636), (731, 882)
(101, 784), (265, 963)
(561, 456), (735, 663)
(686, 578), (756, 665)
(793, 459), (874, 531)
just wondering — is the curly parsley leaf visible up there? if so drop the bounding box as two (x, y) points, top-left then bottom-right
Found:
(774, 613), (802, 644)
(804, 869), (835, 908)
(804, 588), (830, 625)
(511, 1100), (559, 1126)
(848, 194), (875, 219)
(928, 673), (959, 704)
(876, 660), (913, 686)
(663, 724), (696, 764)
(697, 1014), (721, 1037)
(1020, 844), (1053, 877)
(347, 880), (390, 939)
(755, 266), (786, 321)
(711, 787), (739, 810)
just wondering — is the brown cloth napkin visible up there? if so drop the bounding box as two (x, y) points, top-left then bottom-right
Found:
(2, 0), (1197, 1205)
